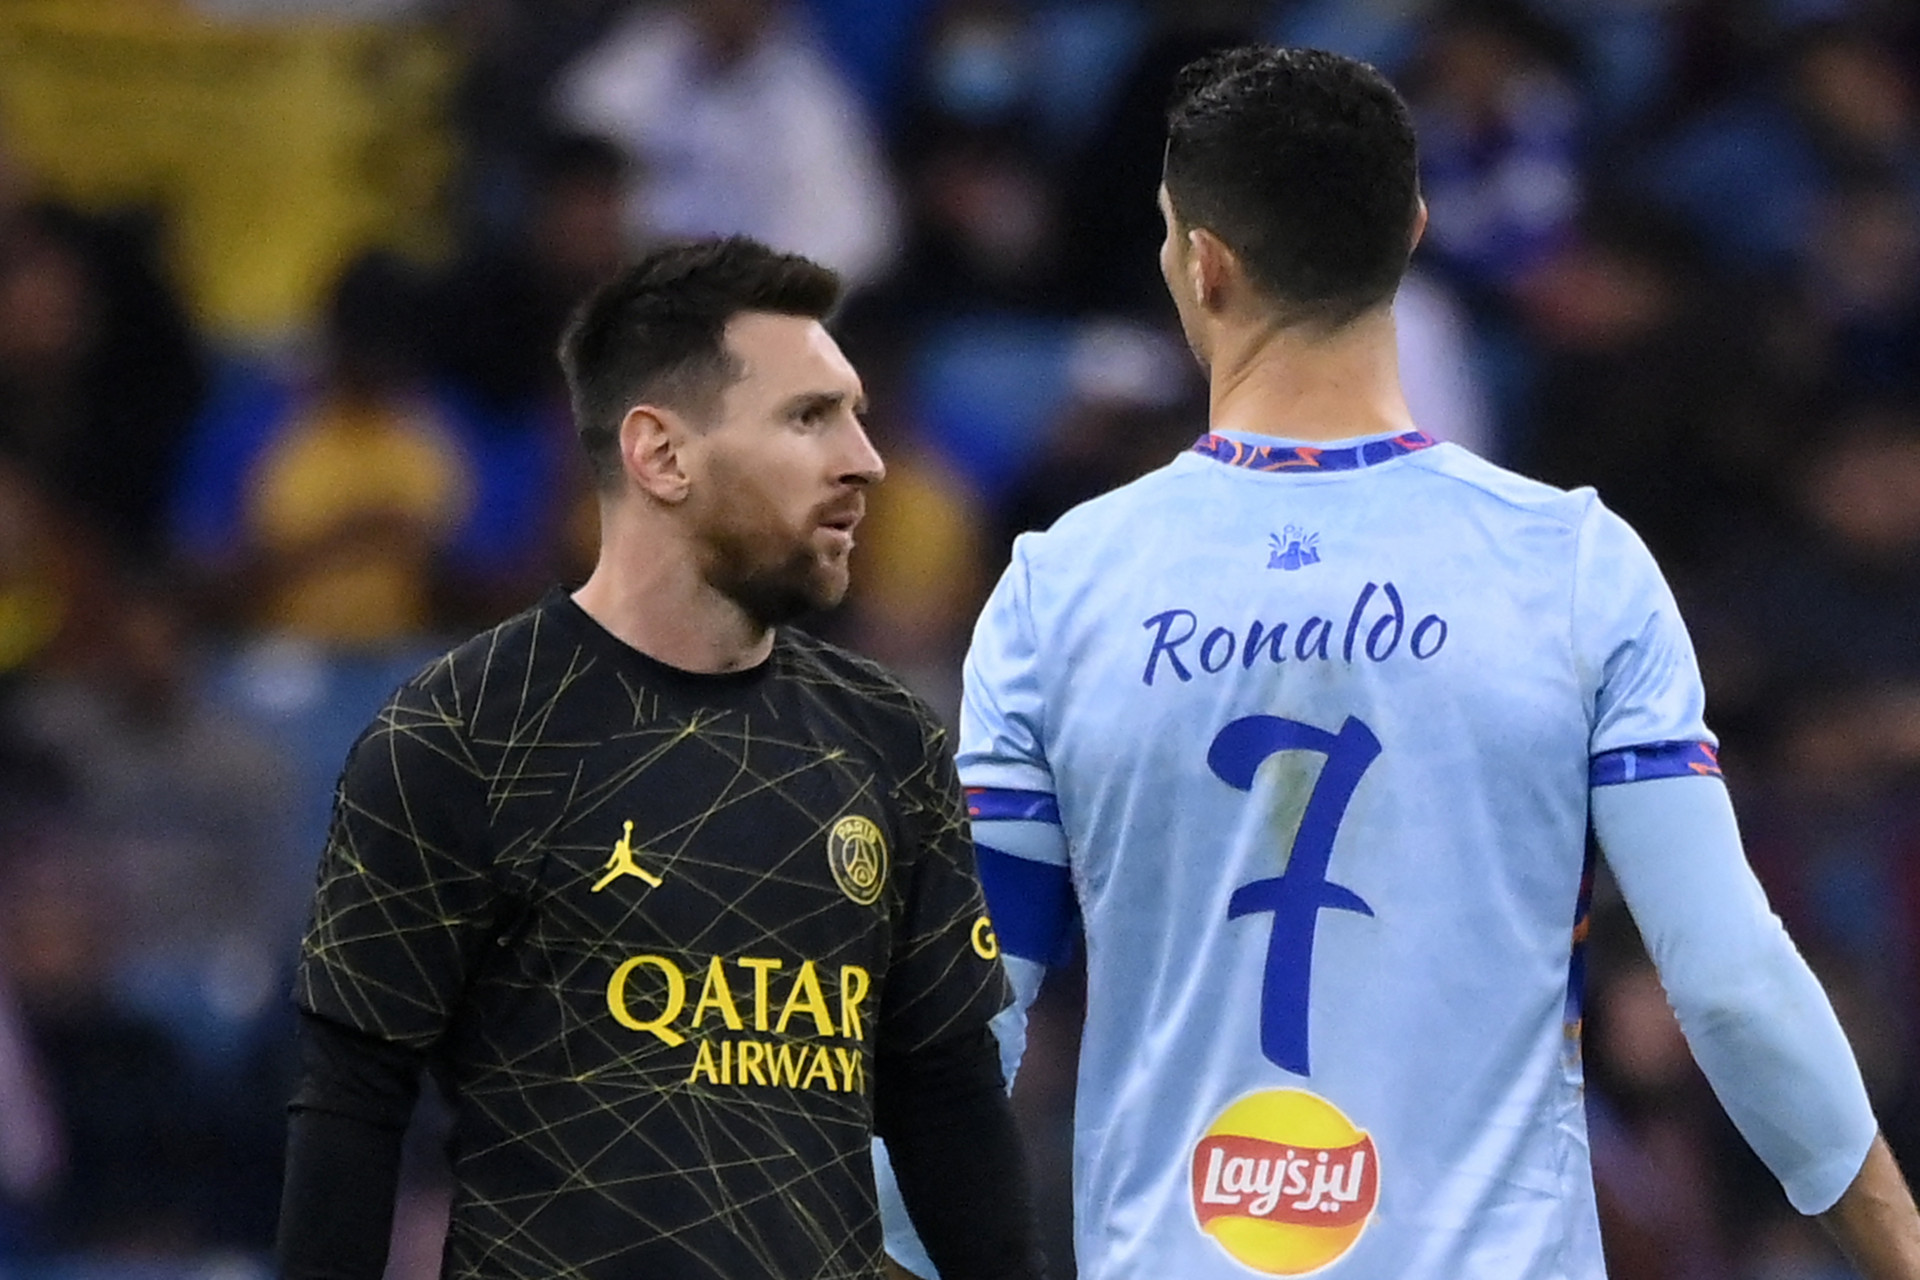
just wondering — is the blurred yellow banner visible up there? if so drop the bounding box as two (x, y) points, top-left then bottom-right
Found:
(0, 3), (454, 339)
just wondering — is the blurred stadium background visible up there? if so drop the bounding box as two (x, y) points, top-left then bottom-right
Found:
(0, 0), (1918, 1277)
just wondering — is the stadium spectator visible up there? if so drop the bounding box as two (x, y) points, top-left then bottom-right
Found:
(1053, 0), (1263, 316)
(0, 503), (255, 1257)
(425, 132), (629, 424)
(989, 320), (1202, 558)
(554, 0), (902, 288)
(1583, 906), (1742, 1280)
(6, 581), (305, 981)
(1400, 0), (1587, 306)
(1392, 266), (1500, 457)
(422, 130), (629, 625)
(1513, 199), (1790, 572)
(1, 576), (303, 1255)
(171, 250), (484, 647)
(1789, 171), (1920, 403)
(0, 202), (207, 568)
(869, 0), (1065, 319)
(1687, 400), (1920, 777)
(442, 0), (632, 245)
(1636, 18), (1920, 276)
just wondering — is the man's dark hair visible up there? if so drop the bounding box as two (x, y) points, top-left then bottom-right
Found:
(1164, 46), (1420, 327)
(558, 236), (842, 487)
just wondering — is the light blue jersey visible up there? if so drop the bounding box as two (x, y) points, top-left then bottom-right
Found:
(936, 430), (1869, 1280)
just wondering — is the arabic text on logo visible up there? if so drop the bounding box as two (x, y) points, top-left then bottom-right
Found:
(1191, 1089), (1380, 1274)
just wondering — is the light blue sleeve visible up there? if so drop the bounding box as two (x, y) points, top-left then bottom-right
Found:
(1593, 775), (1875, 1213)
(954, 535), (1076, 1085)
(1572, 498), (1714, 756)
(956, 537), (1056, 795)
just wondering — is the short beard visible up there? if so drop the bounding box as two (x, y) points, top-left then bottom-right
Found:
(705, 534), (846, 630)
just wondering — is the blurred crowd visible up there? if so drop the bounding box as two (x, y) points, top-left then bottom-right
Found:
(1, 0), (1918, 1277)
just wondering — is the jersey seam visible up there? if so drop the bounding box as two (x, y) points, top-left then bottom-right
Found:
(1012, 541), (1055, 795)
(1566, 499), (1596, 750)
(1399, 452), (1595, 527)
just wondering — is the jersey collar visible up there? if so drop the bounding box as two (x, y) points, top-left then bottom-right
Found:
(1190, 429), (1438, 473)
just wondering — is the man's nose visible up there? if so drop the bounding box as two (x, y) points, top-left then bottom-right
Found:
(841, 420), (885, 486)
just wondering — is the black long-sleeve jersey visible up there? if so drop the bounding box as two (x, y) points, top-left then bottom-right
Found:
(290, 589), (1014, 1280)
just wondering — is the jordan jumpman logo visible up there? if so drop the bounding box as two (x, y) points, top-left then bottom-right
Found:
(592, 821), (664, 893)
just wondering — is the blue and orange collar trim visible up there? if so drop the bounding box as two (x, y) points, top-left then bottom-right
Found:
(1191, 430), (1439, 473)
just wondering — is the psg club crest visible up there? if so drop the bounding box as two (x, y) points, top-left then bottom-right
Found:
(827, 815), (888, 905)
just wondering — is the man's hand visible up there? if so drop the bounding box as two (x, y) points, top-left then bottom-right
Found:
(1821, 1132), (1920, 1280)
(883, 1258), (926, 1280)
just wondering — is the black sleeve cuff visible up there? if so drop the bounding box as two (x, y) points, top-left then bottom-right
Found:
(276, 1012), (425, 1279)
(874, 1025), (1048, 1280)
(288, 1008), (424, 1126)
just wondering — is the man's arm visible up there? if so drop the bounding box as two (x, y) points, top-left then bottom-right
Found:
(873, 1025), (1047, 1280)
(870, 635), (1058, 1280)
(1573, 502), (1918, 1264)
(277, 1012), (425, 1280)
(878, 810), (1072, 1279)
(1823, 1134), (1920, 1280)
(1594, 774), (1917, 1252)
(281, 679), (496, 1274)
(881, 540), (1071, 1279)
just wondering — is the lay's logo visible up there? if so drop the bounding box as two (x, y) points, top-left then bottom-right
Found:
(1190, 1090), (1380, 1274)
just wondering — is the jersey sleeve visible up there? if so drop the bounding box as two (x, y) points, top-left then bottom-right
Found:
(1593, 776), (1875, 1212)
(294, 684), (501, 1050)
(876, 708), (1011, 1056)
(1573, 500), (1717, 779)
(954, 535), (1076, 1058)
(958, 537), (1057, 796)
(1574, 503), (1877, 1212)
(959, 538), (1077, 976)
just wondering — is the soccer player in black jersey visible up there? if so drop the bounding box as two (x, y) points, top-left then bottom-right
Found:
(276, 238), (1046, 1280)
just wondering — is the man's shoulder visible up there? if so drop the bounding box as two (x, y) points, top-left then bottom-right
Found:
(777, 630), (945, 742)
(1012, 460), (1196, 563)
(378, 596), (567, 730)
(1013, 446), (1603, 560)
(1393, 444), (1600, 526)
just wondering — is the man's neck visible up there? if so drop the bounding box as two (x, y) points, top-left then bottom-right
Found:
(572, 517), (774, 674)
(1204, 305), (1417, 444)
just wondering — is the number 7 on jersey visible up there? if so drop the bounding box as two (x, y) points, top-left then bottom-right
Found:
(1209, 714), (1382, 1077)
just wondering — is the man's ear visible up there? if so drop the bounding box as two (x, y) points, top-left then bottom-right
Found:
(1410, 196), (1429, 257)
(1187, 226), (1241, 315)
(619, 404), (693, 504)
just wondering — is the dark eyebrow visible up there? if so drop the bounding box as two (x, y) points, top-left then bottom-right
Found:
(783, 390), (868, 418)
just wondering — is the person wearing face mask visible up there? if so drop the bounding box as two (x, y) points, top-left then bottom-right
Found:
(554, 0), (901, 290)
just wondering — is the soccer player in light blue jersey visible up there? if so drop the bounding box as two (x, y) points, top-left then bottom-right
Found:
(881, 44), (1920, 1280)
